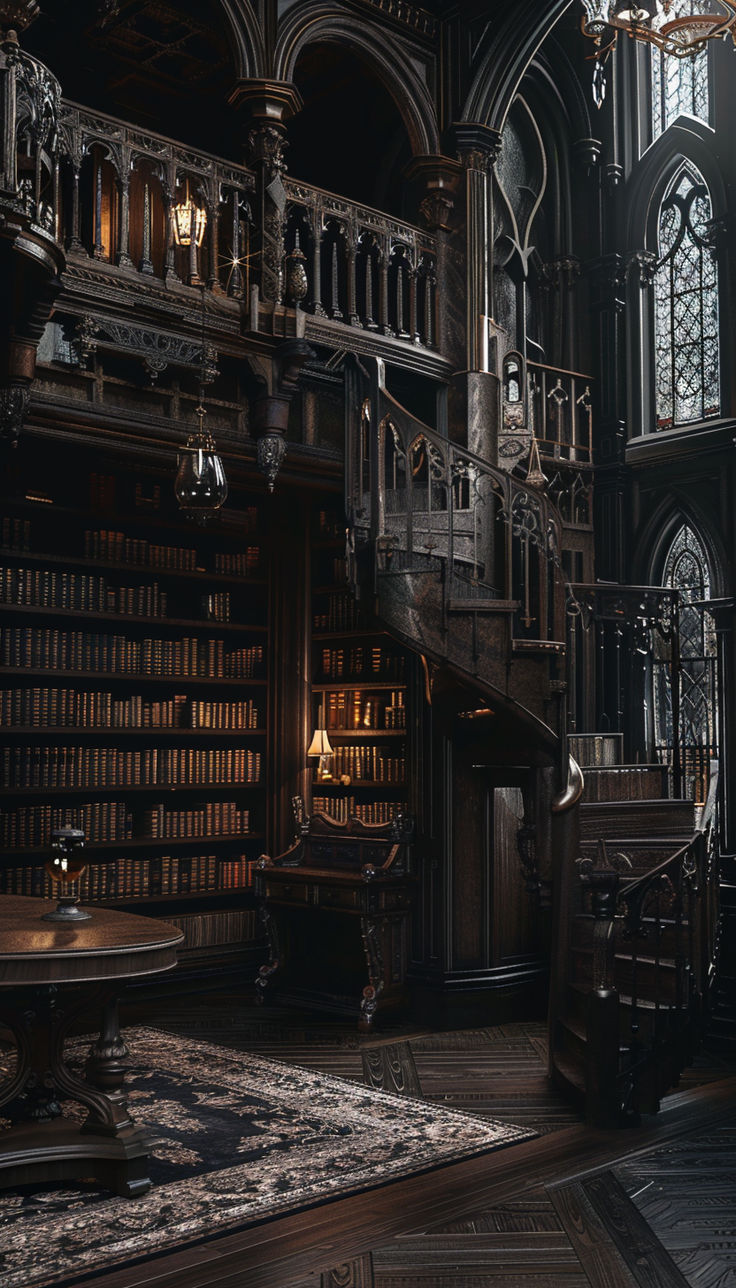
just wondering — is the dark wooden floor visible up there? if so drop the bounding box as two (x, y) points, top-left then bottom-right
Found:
(115, 988), (736, 1288)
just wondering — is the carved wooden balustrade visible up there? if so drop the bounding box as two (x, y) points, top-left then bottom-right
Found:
(576, 767), (719, 1126)
(0, 34), (65, 444)
(347, 368), (568, 732)
(0, 35), (61, 236)
(50, 101), (438, 357)
(284, 182), (437, 347)
(56, 101), (256, 295)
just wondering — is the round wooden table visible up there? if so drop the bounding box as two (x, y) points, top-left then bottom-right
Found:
(0, 895), (183, 1196)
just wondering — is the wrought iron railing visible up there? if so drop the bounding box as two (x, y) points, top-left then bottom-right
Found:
(528, 361), (593, 464)
(566, 583), (682, 791)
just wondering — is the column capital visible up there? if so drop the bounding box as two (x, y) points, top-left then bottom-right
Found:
(451, 122), (503, 172)
(228, 79), (303, 125)
(404, 153), (462, 232)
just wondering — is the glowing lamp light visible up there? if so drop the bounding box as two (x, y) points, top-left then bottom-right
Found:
(172, 181), (207, 248)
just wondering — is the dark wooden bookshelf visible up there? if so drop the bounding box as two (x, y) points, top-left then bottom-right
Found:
(309, 507), (410, 827)
(0, 452), (271, 971)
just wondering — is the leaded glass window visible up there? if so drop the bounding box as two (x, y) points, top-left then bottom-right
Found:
(651, 43), (709, 138)
(653, 164), (719, 429)
(654, 523), (718, 802)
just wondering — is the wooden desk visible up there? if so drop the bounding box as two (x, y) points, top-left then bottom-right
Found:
(0, 895), (183, 1196)
(255, 807), (415, 1031)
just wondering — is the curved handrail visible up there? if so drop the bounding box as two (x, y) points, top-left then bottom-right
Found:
(552, 755), (585, 814)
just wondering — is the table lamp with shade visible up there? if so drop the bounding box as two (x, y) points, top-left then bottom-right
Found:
(307, 725), (334, 782)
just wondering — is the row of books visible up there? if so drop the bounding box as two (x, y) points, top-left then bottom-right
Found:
(313, 591), (360, 633)
(0, 566), (168, 617)
(312, 797), (406, 825)
(2, 745), (263, 789)
(1, 801), (133, 847)
(189, 698), (261, 729)
(141, 800), (251, 839)
(83, 529), (199, 571)
(0, 628), (265, 678)
(319, 645), (407, 681)
(0, 853), (259, 900)
(324, 746), (405, 782)
(163, 908), (259, 950)
(0, 688), (262, 729)
(325, 690), (406, 731)
(201, 592), (231, 623)
(1, 517), (31, 552)
(214, 548), (260, 575)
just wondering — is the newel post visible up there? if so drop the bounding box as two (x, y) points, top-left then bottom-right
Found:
(579, 849), (623, 1127)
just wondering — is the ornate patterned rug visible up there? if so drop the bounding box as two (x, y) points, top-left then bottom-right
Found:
(0, 1026), (534, 1288)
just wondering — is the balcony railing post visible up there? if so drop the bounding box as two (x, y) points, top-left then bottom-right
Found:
(207, 189), (223, 294)
(139, 181), (154, 275)
(311, 209), (326, 316)
(162, 168), (179, 285)
(378, 240), (391, 336)
(116, 167), (132, 269)
(347, 229), (359, 326)
(409, 260), (418, 343)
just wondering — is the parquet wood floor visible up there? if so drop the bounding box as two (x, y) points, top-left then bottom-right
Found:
(120, 993), (736, 1288)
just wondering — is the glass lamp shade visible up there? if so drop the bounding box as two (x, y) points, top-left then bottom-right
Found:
(175, 429), (228, 519)
(42, 826), (91, 922)
(172, 186), (207, 247)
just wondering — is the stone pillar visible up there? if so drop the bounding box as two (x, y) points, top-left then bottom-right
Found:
(452, 124), (502, 463)
(228, 80), (302, 307)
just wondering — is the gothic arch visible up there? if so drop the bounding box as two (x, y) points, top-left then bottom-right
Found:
(625, 118), (726, 250)
(273, 3), (439, 157)
(461, 0), (574, 134)
(632, 495), (726, 598)
(217, 0), (266, 80)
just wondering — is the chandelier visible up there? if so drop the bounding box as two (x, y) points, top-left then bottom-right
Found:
(581, 1), (736, 60)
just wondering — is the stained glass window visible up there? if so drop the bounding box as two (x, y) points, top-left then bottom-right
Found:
(654, 522), (718, 802)
(653, 164), (719, 429)
(651, 42), (709, 138)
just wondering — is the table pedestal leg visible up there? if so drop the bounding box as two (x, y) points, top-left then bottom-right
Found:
(0, 986), (152, 1197)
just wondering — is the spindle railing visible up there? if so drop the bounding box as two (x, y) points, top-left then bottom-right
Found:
(578, 766), (719, 1125)
(351, 373), (567, 650)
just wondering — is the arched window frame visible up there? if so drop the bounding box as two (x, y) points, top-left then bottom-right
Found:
(652, 518), (719, 803)
(651, 160), (720, 430)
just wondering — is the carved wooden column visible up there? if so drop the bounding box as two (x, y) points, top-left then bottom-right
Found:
(228, 80), (302, 307)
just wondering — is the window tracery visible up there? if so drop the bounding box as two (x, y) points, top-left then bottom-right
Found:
(651, 43), (709, 138)
(653, 164), (719, 429)
(653, 522), (718, 801)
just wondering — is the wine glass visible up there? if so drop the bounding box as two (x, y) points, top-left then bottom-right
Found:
(42, 826), (92, 922)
